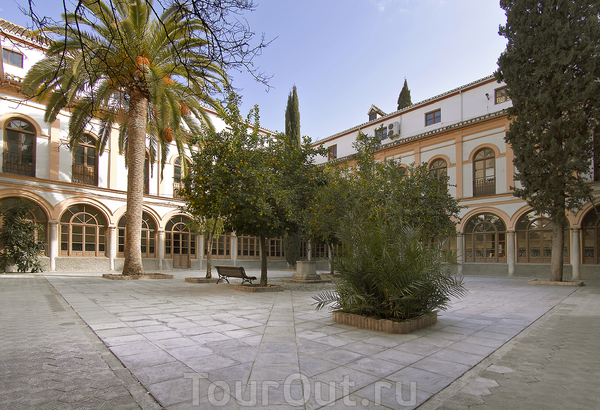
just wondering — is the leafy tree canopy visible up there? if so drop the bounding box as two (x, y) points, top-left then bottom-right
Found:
(180, 93), (326, 285)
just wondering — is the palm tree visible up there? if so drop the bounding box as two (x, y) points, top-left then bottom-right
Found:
(23, 0), (228, 275)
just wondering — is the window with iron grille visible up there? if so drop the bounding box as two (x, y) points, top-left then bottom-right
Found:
(3, 119), (35, 177)
(473, 149), (495, 196)
(72, 135), (98, 186)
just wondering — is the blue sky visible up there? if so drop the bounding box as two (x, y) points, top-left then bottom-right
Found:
(2, 0), (508, 141)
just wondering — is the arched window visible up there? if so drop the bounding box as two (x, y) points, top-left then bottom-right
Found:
(60, 205), (107, 256)
(165, 215), (196, 268)
(72, 135), (98, 186)
(473, 149), (495, 196)
(117, 213), (157, 258)
(583, 208), (600, 264)
(3, 118), (36, 177)
(429, 158), (447, 191)
(516, 212), (570, 263)
(464, 213), (506, 263)
(0, 197), (48, 255)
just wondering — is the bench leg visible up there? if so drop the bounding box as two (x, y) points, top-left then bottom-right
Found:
(216, 275), (229, 284)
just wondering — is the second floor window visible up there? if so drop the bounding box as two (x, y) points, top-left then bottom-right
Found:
(3, 118), (35, 177)
(495, 87), (511, 104)
(429, 158), (448, 189)
(2, 49), (23, 68)
(473, 148), (496, 196)
(425, 109), (441, 126)
(328, 145), (337, 161)
(72, 135), (98, 186)
(375, 127), (388, 141)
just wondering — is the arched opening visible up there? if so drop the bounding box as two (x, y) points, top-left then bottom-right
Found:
(464, 213), (506, 263)
(60, 204), (107, 256)
(516, 212), (569, 263)
(117, 213), (157, 258)
(0, 197), (48, 255)
(582, 208), (600, 264)
(165, 215), (196, 268)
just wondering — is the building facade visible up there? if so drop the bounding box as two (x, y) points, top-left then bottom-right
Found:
(314, 76), (600, 280)
(1, 18), (323, 272)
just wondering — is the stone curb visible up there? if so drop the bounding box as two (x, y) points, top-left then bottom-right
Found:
(184, 277), (219, 283)
(529, 279), (584, 286)
(332, 311), (437, 334)
(102, 273), (174, 280)
(234, 284), (284, 292)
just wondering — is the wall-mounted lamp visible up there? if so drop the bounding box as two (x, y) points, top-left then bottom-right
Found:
(485, 93), (490, 100)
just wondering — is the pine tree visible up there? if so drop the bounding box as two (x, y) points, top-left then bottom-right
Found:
(284, 85), (302, 266)
(495, 0), (600, 281)
(397, 78), (412, 110)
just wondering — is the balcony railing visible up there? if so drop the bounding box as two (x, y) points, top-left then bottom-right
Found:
(72, 164), (97, 186)
(2, 152), (34, 177)
(473, 177), (495, 197)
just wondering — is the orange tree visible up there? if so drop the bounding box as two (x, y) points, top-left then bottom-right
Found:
(180, 95), (325, 285)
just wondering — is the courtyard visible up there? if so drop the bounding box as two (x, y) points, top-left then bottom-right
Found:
(1, 271), (598, 409)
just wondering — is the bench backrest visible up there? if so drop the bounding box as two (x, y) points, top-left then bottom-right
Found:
(215, 265), (247, 278)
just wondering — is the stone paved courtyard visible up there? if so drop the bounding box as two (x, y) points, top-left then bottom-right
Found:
(1, 271), (596, 409)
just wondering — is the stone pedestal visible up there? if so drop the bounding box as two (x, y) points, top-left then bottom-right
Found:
(292, 261), (320, 281)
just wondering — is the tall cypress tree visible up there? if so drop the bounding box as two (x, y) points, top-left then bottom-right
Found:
(496, 1), (600, 281)
(285, 85), (301, 150)
(397, 78), (412, 110)
(284, 85), (302, 267)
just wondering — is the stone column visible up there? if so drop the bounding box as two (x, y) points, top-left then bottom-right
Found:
(157, 230), (165, 271)
(108, 226), (116, 271)
(307, 241), (312, 262)
(571, 228), (581, 280)
(507, 230), (515, 277)
(456, 233), (464, 275)
(48, 222), (59, 272)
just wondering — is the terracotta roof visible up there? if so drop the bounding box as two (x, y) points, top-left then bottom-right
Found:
(316, 74), (499, 143)
(0, 17), (51, 47)
(367, 104), (386, 117)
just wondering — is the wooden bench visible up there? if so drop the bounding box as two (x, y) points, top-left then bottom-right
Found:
(214, 265), (257, 285)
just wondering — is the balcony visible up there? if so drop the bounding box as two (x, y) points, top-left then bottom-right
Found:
(2, 152), (34, 177)
(72, 164), (97, 186)
(473, 177), (495, 197)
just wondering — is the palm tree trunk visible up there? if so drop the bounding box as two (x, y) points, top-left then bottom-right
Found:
(122, 91), (147, 275)
(259, 235), (268, 286)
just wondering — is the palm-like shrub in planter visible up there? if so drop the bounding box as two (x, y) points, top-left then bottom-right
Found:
(314, 218), (466, 321)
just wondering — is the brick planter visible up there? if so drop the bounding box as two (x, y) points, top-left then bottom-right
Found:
(234, 284), (284, 292)
(529, 279), (584, 286)
(332, 311), (437, 334)
(102, 273), (174, 280)
(185, 277), (219, 283)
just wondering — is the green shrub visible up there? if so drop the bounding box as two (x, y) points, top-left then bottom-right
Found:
(0, 200), (45, 273)
(314, 218), (466, 321)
